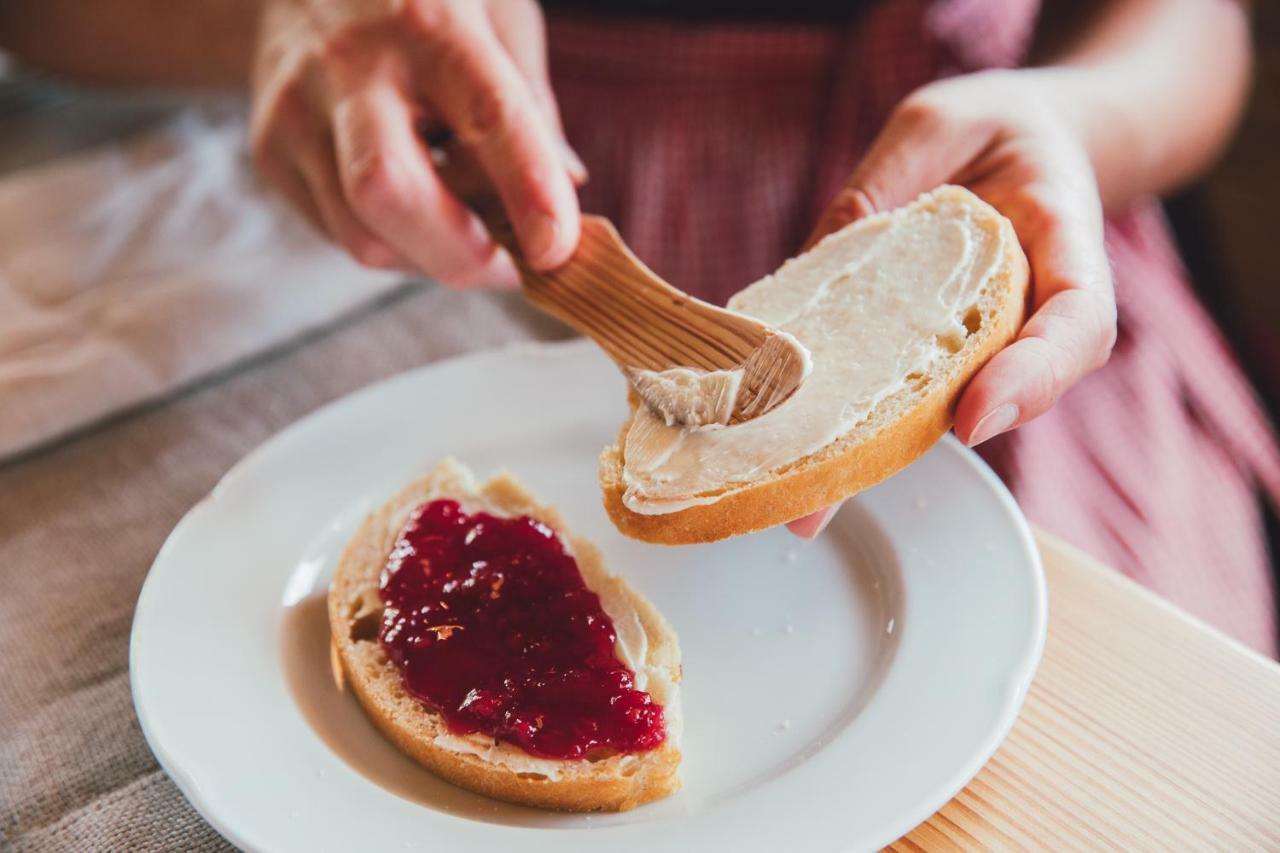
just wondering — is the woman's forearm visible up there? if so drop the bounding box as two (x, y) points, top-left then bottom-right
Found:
(1032, 0), (1251, 210)
(0, 0), (258, 88)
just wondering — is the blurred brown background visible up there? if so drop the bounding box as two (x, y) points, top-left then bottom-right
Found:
(1172, 3), (1280, 417)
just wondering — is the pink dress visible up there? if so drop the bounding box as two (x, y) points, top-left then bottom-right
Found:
(546, 0), (1280, 656)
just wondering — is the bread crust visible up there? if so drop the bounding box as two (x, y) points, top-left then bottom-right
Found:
(329, 460), (682, 811)
(600, 188), (1031, 544)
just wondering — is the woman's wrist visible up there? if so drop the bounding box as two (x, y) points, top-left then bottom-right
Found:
(1011, 0), (1251, 210)
(1006, 65), (1143, 211)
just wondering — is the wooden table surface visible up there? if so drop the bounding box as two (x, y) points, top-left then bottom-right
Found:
(890, 531), (1280, 851)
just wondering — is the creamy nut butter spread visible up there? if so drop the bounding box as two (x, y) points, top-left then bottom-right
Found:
(628, 365), (744, 429)
(627, 328), (812, 431)
(621, 189), (1006, 514)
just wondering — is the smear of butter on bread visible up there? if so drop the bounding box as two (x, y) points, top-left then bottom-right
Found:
(601, 186), (1030, 543)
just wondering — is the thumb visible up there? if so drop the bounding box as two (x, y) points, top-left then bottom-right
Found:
(807, 94), (991, 247)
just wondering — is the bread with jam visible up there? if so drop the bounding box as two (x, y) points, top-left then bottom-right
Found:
(329, 458), (682, 811)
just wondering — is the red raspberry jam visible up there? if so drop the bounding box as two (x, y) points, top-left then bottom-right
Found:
(378, 499), (666, 760)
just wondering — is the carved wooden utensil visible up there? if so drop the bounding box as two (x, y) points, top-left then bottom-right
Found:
(430, 140), (809, 428)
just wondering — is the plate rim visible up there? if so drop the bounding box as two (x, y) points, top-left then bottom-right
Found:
(130, 339), (1046, 852)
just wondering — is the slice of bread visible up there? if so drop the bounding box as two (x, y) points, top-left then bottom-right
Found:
(329, 459), (682, 811)
(600, 186), (1030, 544)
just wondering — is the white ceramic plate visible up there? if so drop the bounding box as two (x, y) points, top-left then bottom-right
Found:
(131, 340), (1045, 853)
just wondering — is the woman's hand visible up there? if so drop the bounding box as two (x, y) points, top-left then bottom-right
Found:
(788, 69), (1118, 538)
(249, 0), (584, 286)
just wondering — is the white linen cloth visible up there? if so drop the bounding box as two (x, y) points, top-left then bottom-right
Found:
(0, 105), (403, 461)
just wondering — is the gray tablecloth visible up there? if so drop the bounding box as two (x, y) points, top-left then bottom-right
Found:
(0, 282), (570, 851)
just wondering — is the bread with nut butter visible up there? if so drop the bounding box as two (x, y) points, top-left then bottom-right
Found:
(601, 186), (1030, 544)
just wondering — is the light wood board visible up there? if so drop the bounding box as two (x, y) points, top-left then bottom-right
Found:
(890, 531), (1280, 851)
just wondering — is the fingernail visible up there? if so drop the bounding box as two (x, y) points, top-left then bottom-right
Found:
(812, 507), (837, 537)
(524, 211), (561, 266)
(967, 403), (1019, 447)
(489, 249), (521, 291)
(794, 507), (837, 540)
(559, 140), (588, 184)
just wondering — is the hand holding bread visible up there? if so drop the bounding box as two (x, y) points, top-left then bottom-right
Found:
(789, 70), (1118, 537)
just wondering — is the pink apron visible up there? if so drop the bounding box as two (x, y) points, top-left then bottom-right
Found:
(547, 0), (1280, 656)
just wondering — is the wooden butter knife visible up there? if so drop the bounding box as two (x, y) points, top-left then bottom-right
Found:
(430, 139), (809, 428)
